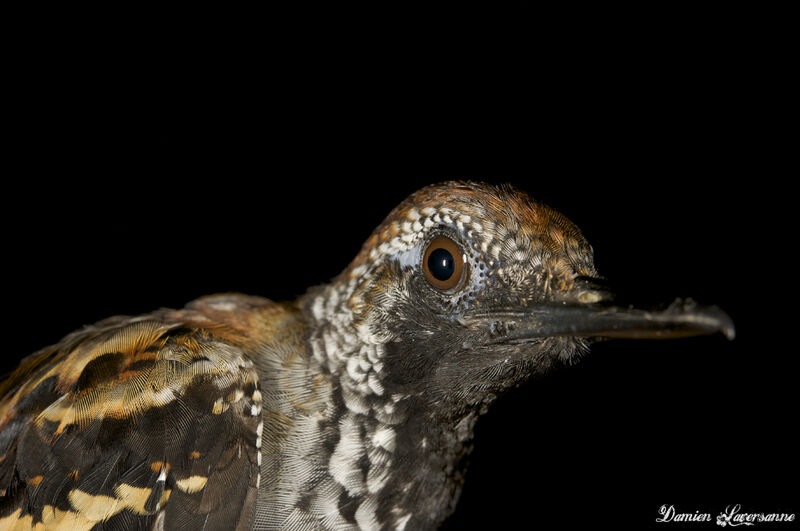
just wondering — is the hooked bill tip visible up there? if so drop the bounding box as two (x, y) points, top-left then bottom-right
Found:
(720, 318), (736, 341)
(665, 298), (735, 341)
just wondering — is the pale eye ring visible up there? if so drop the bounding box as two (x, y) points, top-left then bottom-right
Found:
(422, 236), (465, 290)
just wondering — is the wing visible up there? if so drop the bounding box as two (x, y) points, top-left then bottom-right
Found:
(0, 302), (264, 530)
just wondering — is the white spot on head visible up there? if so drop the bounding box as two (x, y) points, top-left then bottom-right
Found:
(393, 242), (423, 269)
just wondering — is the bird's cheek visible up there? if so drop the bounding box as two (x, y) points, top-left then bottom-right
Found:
(379, 340), (443, 390)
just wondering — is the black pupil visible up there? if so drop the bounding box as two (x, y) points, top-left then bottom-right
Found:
(428, 248), (455, 281)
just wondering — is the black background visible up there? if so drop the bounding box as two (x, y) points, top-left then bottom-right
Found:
(3, 4), (795, 529)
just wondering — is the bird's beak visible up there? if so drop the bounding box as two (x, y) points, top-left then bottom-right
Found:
(461, 280), (735, 343)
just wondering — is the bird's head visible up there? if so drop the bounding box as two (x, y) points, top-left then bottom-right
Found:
(305, 181), (733, 419)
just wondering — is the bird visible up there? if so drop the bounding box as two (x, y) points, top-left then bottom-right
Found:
(0, 181), (733, 530)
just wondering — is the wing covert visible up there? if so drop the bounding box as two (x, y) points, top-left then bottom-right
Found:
(0, 312), (263, 530)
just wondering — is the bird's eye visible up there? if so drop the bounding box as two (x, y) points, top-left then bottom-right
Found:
(422, 237), (465, 290)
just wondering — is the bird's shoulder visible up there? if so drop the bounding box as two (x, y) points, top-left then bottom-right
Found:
(0, 293), (292, 530)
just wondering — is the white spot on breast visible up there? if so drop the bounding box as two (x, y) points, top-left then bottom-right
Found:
(346, 356), (366, 383)
(366, 344), (384, 363)
(367, 373), (384, 396)
(341, 386), (371, 415)
(329, 414), (367, 496)
(396, 513), (412, 531)
(371, 425), (396, 452)
(323, 333), (339, 360)
(367, 464), (391, 493)
(355, 496), (379, 529)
